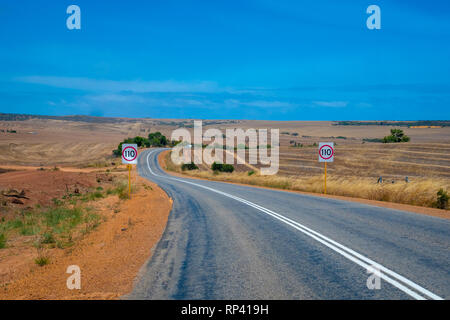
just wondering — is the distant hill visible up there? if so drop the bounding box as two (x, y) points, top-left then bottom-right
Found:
(0, 113), (243, 126)
(333, 120), (450, 127)
(0, 113), (140, 124)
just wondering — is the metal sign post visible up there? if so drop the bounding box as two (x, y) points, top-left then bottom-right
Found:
(127, 164), (132, 197)
(318, 142), (334, 194)
(122, 143), (138, 198)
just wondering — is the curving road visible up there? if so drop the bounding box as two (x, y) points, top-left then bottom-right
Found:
(127, 148), (449, 300)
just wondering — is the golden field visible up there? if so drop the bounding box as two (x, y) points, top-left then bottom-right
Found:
(161, 121), (450, 209)
(1, 116), (449, 209)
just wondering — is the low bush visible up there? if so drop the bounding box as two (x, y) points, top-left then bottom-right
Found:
(41, 232), (55, 244)
(211, 162), (234, 173)
(34, 256), (50, 266)
(435, 189), (449, 209)
(0, 233), (6, 249)
(181, 162), (199, 171)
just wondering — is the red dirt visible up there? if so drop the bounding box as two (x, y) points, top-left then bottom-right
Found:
(0, 169), (109, 207)
(0, 167), (172, 300)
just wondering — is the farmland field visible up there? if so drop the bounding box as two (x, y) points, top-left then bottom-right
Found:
(1, 116), (449, 209)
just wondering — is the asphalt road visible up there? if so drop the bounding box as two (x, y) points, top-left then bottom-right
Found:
(127, 148), (449, 300)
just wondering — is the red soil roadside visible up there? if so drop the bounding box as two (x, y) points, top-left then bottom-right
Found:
(0, 168), (172, 300)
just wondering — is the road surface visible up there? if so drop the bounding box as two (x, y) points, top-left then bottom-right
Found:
(127, 148), (449, 300)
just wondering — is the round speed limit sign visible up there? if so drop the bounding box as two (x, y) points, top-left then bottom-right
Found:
(318, 142), (334, 162)
(122, 144), (138, 164)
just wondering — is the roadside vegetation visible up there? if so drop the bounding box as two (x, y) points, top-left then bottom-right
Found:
(212, 162), (234, 173)
(112, 132), (177, 157)
(181, 162), (199, 171)
(0, 177), (135, 268)
(164, 151), (449, 210)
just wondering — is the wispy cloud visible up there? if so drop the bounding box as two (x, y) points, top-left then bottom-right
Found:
(313, 101), (348, 108)
(224, 99), (296, 109)
(15, 76), (220, 93)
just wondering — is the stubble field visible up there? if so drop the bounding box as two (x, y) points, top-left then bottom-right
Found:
(1, 116), (449, 209)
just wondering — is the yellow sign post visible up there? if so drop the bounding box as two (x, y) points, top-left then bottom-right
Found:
(127, 164), (132, 197)
(121, 143), (138, 199)
(318, 142), (334, 195)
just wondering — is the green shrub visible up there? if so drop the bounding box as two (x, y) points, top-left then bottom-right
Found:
(41, 232), (55, 244)
(211, 162), (234, 173)
(35, 256), (50, 266)
(383, 129), (410, 143)
(181, 162), (199, 171)
(222, 164), (234, 173)
(88, 191), (104, 201)
(248, 170), (255, 176)
(0, 233), (6, 249)
(436, 189), (449, 209)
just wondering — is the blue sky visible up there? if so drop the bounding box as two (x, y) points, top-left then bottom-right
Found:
(0, 0), (449, 120)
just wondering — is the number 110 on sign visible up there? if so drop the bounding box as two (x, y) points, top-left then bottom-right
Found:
(318, 142), (334, 163)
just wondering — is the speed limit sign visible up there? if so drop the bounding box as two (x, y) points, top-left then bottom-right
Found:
(318, 142), (334, 163)
(122, 144), (138, 164)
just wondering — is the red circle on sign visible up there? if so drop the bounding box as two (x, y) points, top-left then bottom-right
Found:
(319, 144), (334, 160)
(122, 146), (138, 161)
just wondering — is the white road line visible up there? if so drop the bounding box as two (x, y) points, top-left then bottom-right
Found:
(143, 149), (443, 300)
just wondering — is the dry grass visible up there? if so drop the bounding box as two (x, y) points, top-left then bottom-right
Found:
(164, 152), (449, 209)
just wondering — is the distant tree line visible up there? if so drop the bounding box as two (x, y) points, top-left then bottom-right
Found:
(363, 129), (411, 143)
(334, 120), (449, 127)
(113, 132), (178, 156)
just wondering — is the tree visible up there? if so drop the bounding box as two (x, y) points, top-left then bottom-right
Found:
(113, 133), (170, 157)
(113, 138), (134, 156)
(133, 136), (147, 147)
(148, 132), (167, 147)
(383, 129), (410, 143)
